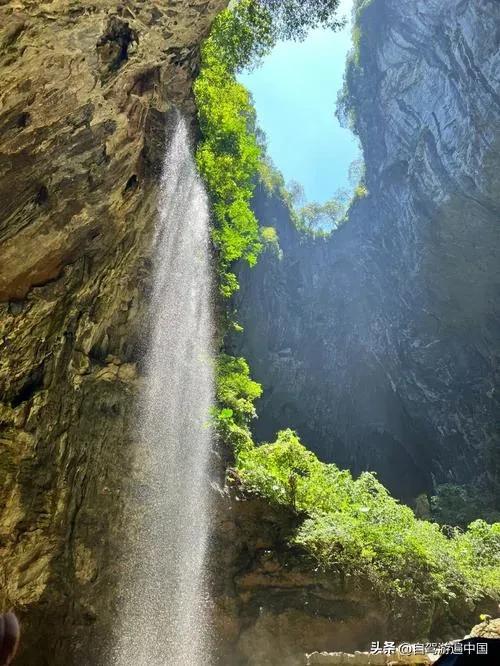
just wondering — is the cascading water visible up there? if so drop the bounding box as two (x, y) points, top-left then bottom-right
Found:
(113, 116), (215, 665)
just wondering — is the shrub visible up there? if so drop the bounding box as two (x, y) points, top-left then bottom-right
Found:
(237, 430), (500, 605)
(430, 483), (500, 528)
(212, 355), (263, 452)
(260, 226), (282, 258)
(194, 16), (263, 298)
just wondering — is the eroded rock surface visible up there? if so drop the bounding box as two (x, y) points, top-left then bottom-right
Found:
(232, 0), (500, 502)
(211, 482), (491, 666)
(212, 484), (387, 666)
(0, 1), (226, 663)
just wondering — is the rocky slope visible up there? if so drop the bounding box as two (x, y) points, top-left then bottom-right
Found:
(232, 0), (500, 502)
(0, 1), (226, 663)
(213, 488), (386, 666)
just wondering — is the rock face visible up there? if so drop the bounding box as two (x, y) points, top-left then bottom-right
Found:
(231, 0), (500, 501)
(0, 1), (226, 663)
(212, 486), (392, 666)
(0, 0), (498, 663)
(305, 617), (500, 665)
(470, 617), (500, 639)
(211, 483), (491, 666)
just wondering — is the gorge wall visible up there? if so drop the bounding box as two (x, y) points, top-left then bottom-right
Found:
(0, 0), (499, 664)
(232, 0), (500, 502)
(0, 1), (226, 663)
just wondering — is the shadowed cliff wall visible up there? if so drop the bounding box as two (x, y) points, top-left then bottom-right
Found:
(231, 0), (500, 501)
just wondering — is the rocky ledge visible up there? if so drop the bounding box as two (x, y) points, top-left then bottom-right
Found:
(211, 483), (495, 665)
(305, 618), (500, 665)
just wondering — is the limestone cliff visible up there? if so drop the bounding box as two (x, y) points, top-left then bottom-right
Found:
(0, 1), (226, 663)
(232, 0), (500, 502)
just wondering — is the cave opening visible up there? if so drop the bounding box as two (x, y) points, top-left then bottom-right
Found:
(238, 0), (363, 233)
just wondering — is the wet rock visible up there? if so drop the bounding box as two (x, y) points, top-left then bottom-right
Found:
(96, 16), (138, 74)
(211, 484), (491, 665)
(0, 1), (227, 663)
(211, 487), (388, 665)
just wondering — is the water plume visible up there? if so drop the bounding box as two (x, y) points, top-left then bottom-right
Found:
(113, 116), (215, 665)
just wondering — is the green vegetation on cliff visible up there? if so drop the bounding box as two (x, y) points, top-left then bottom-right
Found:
(195, 0), (349, 437)
(195, 1), (500, 617)
(336, 0), (377, 133)
(237, 430), (500, 606)
(430, 483), (500, 529)
(194, 8), (263, 298)
(213, 354), (262, 450)
(194, 0), (350, 299)
(286, 162), (368, 235)
(211, 343), (500, 610)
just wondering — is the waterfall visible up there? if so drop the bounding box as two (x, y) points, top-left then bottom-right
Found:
(113, 116), (215, 665)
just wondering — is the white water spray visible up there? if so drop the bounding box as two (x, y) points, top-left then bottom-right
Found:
(113, 117), (214, 665)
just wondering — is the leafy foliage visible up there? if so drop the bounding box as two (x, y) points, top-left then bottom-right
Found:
(255, 0), (345, 41)
(258, 155), (288, 195)
(237, 430), (500, 604)
(204, 0), (275, 73)
(287, 180), (306, 207)
(285, 158), (367, 236)
(204, 0), (345, 75)
(297, 191), (350, 234)
(354, 183), (368, 198)
(430, 483), (500, 529)
(260, 226), (282, 258)
(194, 9), (263, 298)
(336, 0), (376, 132)
(213, 354), (263, 452)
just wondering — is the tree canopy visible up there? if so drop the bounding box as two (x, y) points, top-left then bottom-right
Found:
(255, 0), (345, 41)
(212, 0), (345, 73)
(299, 192), (350, 233)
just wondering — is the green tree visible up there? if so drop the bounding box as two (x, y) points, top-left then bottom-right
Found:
(208, 0), (275, 72)
(299, 189), (350, 233)
(210, 0), (345, 73)
(288, 179), (306, 207)
(255, 0), (345, 41)
(194, 10), (263, 297)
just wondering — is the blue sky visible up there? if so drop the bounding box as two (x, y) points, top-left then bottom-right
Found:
(239, 0), (359, 204)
